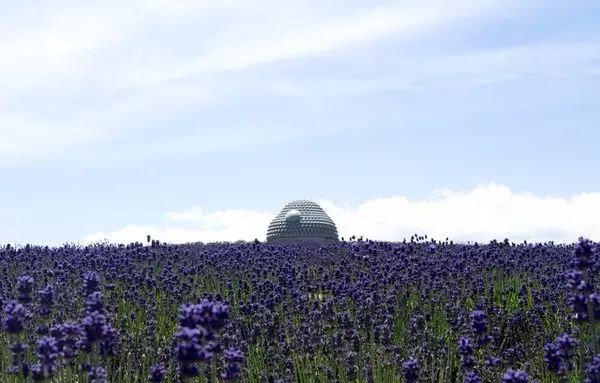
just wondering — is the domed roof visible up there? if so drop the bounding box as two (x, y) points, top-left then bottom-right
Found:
(267, 200), (339, 243)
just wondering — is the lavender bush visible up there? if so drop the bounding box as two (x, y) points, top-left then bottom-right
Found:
(0, 236), (598, 382)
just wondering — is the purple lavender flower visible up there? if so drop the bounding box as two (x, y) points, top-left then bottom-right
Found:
(544, 333), (578, 374)
(178, 300), (230, 331)
(100, 324), (119, 356)
(8, 342), (28, 376)
(36, 336), (58, 366)
(565, 271), (587, 291)
(588, 293), (600, 320)
(175, 327), (205, 379)
(4, 300), (28, 333)
(178, 304), (201, 329)
(22, 362), (30, 377)
(85, 291), (105, 314)
(88, 366), (107, 383)
(458, 336), (475, 368)
(556, 334), (578, 355)
(544, 342), (562, 372)
(38, 285), (54, 316)
(402, 357), (419, 383)
(175, 327), (204, 363)
(470, 310), (488, 335)
(32, 336), (59, 379)
(210, 301), (230, 330)
(465, 371), (482, 383)
(586, 354), (600, 383)
(569, 293), (589, 321)
(17, 275), (34, 303)
(501, 369), (529, 383)
(83, 272), (100, 295)
(82, 311), (107, 343)
(221, 348), (245, 381)
(31, 363), (45, 381)
(485, 357), (501, 367)
(148, 363), (167, 382)
(179, 364), (200, 378)
(573, 237), (594, 269)
(51, 322), (83, 359)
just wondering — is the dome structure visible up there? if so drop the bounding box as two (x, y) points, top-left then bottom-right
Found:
(267, 200), (339, 243)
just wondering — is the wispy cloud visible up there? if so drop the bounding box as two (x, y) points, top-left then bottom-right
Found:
(4, 36), (598, 165)
(268, 41), (600, 96)
(127, 0), (515, 87)
(83, 184), (600, 245)
(0, 0), (523, 164)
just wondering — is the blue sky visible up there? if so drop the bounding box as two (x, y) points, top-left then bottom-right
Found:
(1, 0), (600, 245)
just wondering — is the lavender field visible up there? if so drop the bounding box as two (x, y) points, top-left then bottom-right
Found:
(0, 236), (598, 382)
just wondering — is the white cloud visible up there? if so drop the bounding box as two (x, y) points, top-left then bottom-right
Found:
(0, 116), (107, 162)
(320, 185), (600, 243)
(1, 0), (504, 90)
(0, 0), (520, 163)
(5, 37), (598, 165)
(83, 184), (600, 245)
(130, 0), (514, 86)
(0, 8), (117, 78)
(3, 0), (598, 166)
(270, 42), (600, 96)
(84, 208), (273, 244)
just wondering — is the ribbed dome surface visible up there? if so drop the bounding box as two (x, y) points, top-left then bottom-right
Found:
(267, 200), (339, 243)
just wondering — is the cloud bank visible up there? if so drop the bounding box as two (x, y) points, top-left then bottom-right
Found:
(84, 184), (600, 245)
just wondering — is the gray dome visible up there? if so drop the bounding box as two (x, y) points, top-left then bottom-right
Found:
(267, 200), (339, 243)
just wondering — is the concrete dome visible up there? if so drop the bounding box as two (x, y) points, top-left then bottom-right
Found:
(267, 200), (339, 243)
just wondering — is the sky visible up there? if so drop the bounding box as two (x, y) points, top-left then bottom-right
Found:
(1, 0), (600, 246)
